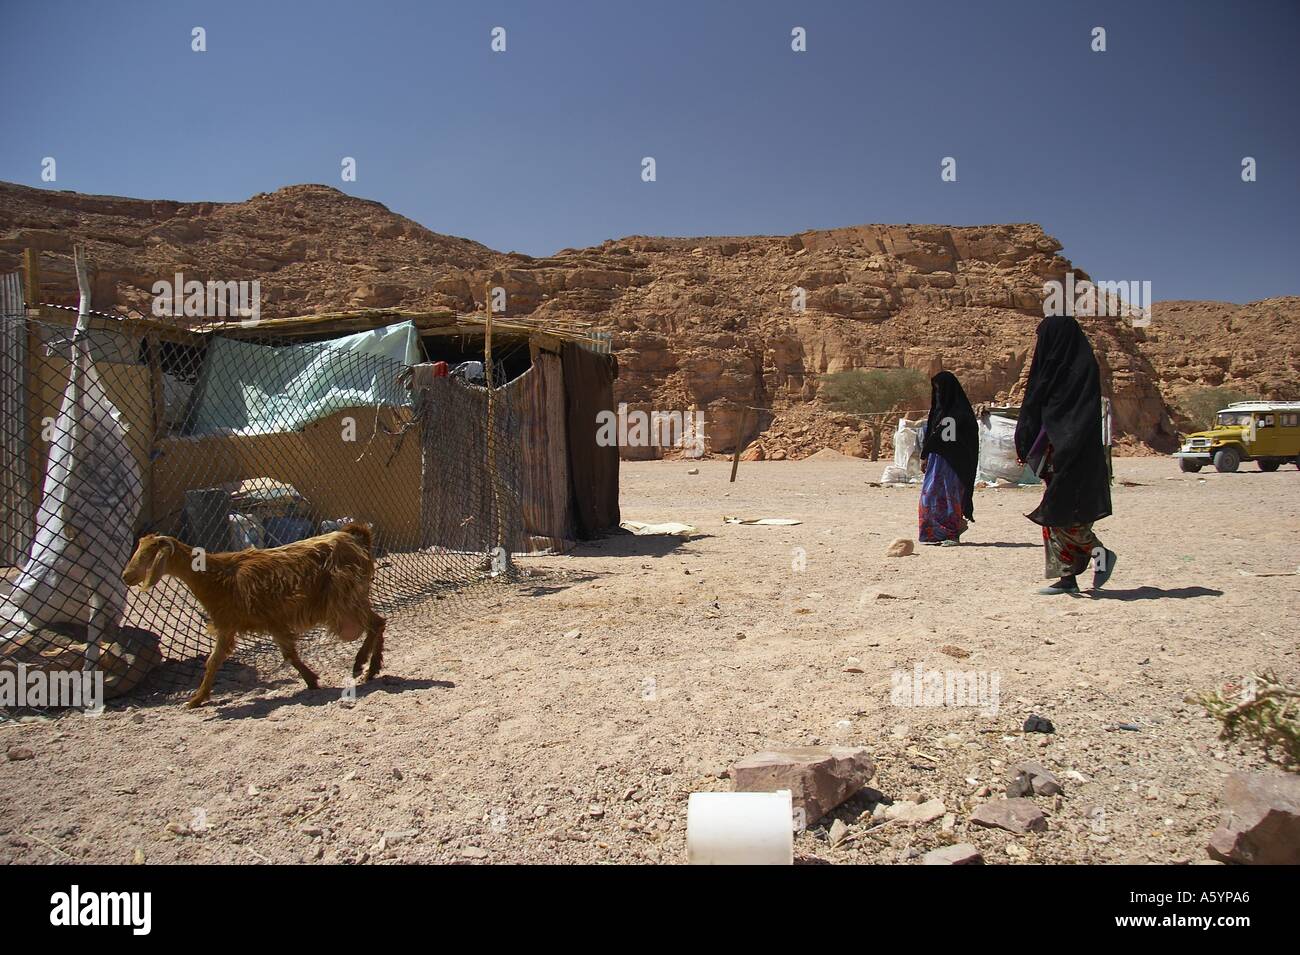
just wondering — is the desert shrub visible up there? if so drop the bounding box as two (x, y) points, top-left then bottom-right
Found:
(819, 368), (929, 460)
(1190, 671), (1300, 771)
(1178, 387), (1252, 432)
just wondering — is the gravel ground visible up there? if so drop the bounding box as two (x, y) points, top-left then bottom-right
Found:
(1, 456), (1296, 865)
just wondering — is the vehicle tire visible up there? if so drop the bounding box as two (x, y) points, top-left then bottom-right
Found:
(1213, 447), (1241, 473)
(1179, 458), (1202, 473)
(1259, 459), (1281, 472)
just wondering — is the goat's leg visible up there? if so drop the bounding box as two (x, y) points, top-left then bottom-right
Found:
(351, 630), (376, 681)
(186, 628), (236, 708)
(272, 630), (319, 690)
(364, 613), (386, 681)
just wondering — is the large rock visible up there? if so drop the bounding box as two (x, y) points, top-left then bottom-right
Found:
(0, 180), (1206, 458)
(1207, 772), (1300, 865)
(731, 746), (875, 826)
(969, 798), (1048, 834)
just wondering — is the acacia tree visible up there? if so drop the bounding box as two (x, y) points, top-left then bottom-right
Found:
(819, 368), (929, 460)
(1179, 387), (1252, 432)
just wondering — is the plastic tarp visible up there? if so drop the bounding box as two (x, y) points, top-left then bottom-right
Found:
(976, 413), (1041, 485)
(1, 332), (144, 653)
(189, 321), (421, 435)
(881, 418), (925, 483)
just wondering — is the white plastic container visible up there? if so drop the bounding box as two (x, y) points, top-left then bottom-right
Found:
(686, 791), (794, 865)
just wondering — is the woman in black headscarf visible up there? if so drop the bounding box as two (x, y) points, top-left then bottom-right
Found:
(1015, 315), (1116, 594)
(918, 371), (978, 544)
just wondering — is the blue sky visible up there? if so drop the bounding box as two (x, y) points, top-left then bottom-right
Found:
(1, 0), (1296, 302)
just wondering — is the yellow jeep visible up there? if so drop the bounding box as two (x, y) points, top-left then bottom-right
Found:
(1173, 401), (1300, 473)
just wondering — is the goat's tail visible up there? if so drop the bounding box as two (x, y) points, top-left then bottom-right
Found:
(339, 521), (373, 554)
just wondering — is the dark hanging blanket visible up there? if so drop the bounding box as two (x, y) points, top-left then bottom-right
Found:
(560, 343), (620, 538)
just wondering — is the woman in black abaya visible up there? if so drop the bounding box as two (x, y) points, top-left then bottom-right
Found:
(918, 371), (978, 544)
(1015, 315), (1117, 594)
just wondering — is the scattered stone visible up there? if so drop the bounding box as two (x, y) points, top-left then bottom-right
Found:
(1022, 714), (1055, 734)
(132, 847), (146, 865)
(1115, 722), (1141, 732)
(459, 846), (488, 860)
(885, 538), (915, 558)
(1207, 772), (1300, 865)
(828, 819), (852, 847)
(5, 745), (34, 761)
(922, 843), (984, 865)
(940, 645), (971, 659)
(886, 799), (947, 825)
(164, 822), (192, 837)
(588, 804), (605, 819)
(970, 798), (1048, 834)
(731, 746), (875, 825)
(1007, 761), (1063, 797)
(687, 468), (699, 475)
(564, 629), (582, 639)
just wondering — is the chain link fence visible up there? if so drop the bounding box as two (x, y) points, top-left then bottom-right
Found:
(0, 301), (524, 707)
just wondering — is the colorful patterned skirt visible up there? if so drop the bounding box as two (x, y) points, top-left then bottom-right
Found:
(918, 454), (969, 543)
(1042, 523), (1104, 579)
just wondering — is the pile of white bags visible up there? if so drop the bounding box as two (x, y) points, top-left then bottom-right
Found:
(880, 418), (926, 484)
(976, 413), (1040, 485)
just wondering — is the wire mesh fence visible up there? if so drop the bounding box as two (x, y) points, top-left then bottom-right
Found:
(0, 302), (524, 708)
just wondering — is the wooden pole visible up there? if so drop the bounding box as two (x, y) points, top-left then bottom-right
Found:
(21, 249), (43, 515)
(483, 283), (504, 553)
(729, 408), (751, 483)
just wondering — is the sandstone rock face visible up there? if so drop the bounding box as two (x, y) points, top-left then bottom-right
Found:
(1207, 771), (1300, 865)
(1140, 299), (1300, 426)
(0, 182), (496, 319)
(730, 746), (875, 826)
(0, 181), (1210, 453)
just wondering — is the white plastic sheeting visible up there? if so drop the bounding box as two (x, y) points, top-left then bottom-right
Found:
(976, 413), (1040, 485)
(0, 329), (144, 663)
(881, 418), (926, 484)
(189, 320), (421, 435)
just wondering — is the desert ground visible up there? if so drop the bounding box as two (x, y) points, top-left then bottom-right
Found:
(1, 456), (1296, 865)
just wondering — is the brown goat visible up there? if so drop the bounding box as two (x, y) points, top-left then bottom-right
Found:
(122, 522), (386, 708)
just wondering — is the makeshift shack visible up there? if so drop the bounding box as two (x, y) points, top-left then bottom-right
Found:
(2, 258), (619, 695)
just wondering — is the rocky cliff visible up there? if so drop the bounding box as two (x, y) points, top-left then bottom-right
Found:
(4, 181), (1256, 457)
(1141, 298), (1300, 425)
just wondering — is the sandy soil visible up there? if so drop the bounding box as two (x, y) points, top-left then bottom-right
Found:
(2, 457), (1297, 865)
